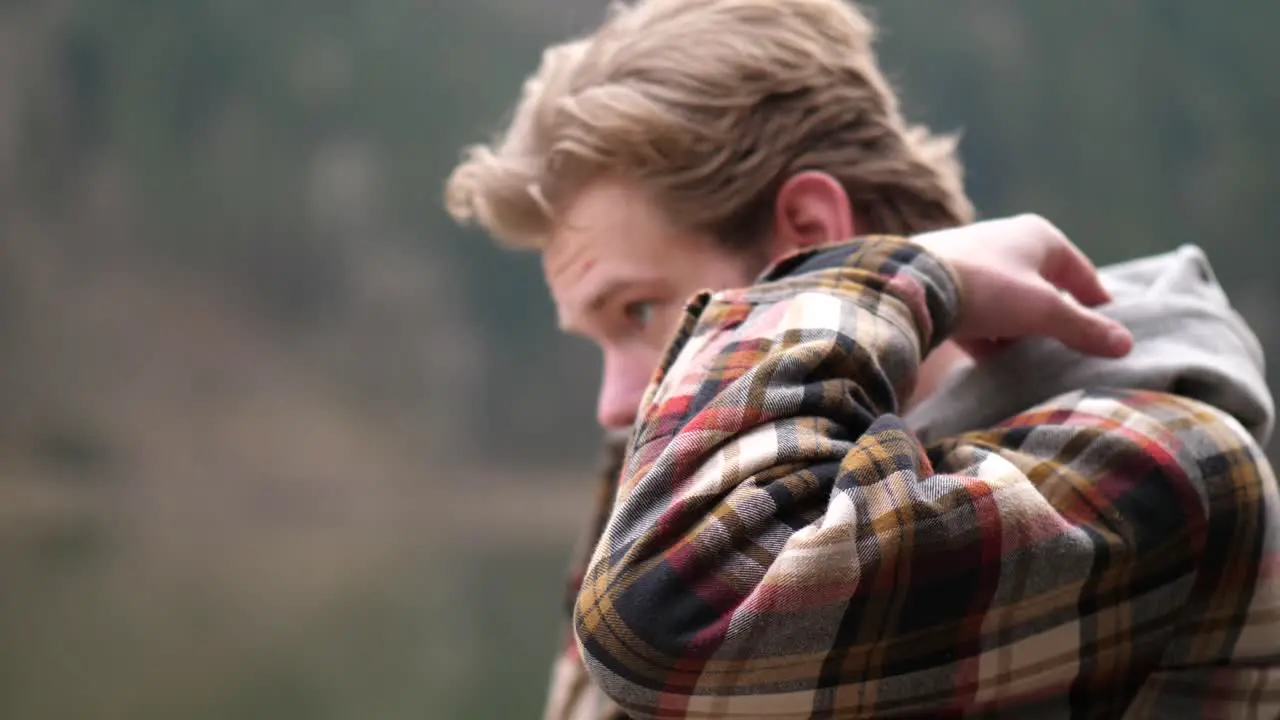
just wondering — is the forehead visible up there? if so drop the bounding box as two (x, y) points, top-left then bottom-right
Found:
(542, 181), (700, 314)
(541, 180), (745, 332)
(542, 180), (677, 282)
(540, 179), (762, 332)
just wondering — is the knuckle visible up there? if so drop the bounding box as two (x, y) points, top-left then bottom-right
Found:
(1063, 306), (1101, 336)
(1016, 213), (1068, 245)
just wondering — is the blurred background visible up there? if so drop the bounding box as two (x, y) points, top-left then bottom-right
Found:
(0, 1), (1276, 717)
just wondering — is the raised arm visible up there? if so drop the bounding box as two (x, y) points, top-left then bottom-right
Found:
(573, 232), (1276, 718)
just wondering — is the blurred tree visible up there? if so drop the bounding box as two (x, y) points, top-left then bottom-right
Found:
(0, 1), (1276, 717)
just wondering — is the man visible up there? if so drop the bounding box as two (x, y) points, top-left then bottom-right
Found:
(445, 0), (1280, 717)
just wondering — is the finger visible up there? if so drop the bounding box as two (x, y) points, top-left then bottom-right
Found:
(1037, 289), (1133, 357)
(1043, 236), (1111, 308)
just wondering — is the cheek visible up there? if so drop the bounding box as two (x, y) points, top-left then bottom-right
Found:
(621, 343), (665, 386)
(597, 345), (668, 428)
(608, 343), (667, 402)
(647, 292), (717, 346)
(651, 306), (685, 345)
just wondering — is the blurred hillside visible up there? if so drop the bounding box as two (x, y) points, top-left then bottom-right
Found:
(0, 1), (1276, 718)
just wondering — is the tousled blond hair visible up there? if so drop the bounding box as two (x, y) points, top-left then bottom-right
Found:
(445, 0), (974, 250)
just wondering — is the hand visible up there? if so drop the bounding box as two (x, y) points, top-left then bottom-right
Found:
(912, 214), (1134, 359)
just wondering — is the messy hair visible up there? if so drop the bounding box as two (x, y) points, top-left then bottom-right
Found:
(445, 0), (974, 249)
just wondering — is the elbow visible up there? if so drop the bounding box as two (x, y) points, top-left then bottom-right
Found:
(573, 556), (734, 703)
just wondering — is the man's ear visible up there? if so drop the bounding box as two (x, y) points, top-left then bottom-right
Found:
(767, 171), (856, 262)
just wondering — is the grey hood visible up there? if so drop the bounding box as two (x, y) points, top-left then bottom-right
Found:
(906, 244), (1275, 446)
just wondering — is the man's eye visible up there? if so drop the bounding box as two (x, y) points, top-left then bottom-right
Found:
(624, 301), (656, 327)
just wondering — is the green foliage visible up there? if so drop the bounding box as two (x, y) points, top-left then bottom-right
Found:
(1, 1), (1277, 717)
(23, 1), (1275, 457)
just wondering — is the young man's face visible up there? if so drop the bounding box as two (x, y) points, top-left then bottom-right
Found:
(543, 179), (764, 430)
(542, 176), (969, 432)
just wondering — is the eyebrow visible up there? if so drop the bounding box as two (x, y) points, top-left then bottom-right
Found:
(587, 279), (630, 313)
(558, 275), (667, 334)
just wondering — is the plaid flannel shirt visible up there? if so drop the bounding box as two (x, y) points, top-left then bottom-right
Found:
(555, 236), (1280, 719)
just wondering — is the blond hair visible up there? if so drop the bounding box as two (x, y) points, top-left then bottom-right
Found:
(445, 0), (974, 249)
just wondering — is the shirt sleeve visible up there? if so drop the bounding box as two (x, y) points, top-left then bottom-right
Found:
(572, 236), (1280, 718)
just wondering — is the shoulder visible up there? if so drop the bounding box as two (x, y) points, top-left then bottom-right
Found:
(942, 388), (1272, 511)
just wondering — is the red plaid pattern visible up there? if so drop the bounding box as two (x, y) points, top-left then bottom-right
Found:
(559, 237), (1280, 718)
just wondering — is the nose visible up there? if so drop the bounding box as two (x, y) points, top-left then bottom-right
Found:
(596, 350), (651, 430)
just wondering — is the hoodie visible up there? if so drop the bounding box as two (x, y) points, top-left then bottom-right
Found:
(907, 244), (1275, 446)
